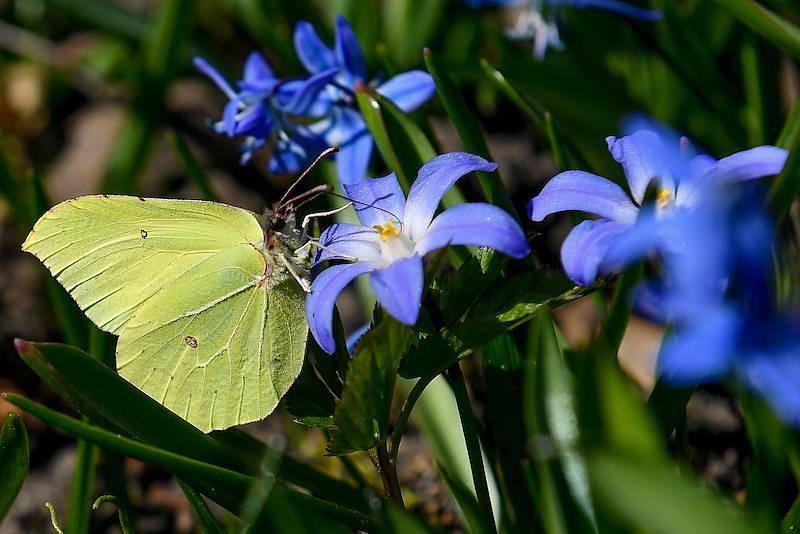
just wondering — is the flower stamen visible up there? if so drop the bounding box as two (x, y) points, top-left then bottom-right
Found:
(373, 219), (401, 241)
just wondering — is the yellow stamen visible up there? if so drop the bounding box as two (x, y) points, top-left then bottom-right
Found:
(656, 188), (672, 209)
(373, 219), (401, 241)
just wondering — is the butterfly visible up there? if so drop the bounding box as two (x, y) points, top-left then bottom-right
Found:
(21, 151), (338, 433)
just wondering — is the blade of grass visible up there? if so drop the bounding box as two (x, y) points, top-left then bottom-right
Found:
(177, 480), (225, 534)
(66, 440), (97, 533)
(713, 0), (800, 61)
(3, 394), (372, 530)
(424, 49), (516, 219)
(355, 86), (409, 189)
(447, 364), (496, 533)
(0, 414), (29, 523)
(767, 123), (800, 224)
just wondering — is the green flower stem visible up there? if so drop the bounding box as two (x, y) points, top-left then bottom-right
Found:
(389, 372), (439, 460)
(602, 263), (644, 357)
(447, 363), (496, 533)
(376, 442), (405, 508)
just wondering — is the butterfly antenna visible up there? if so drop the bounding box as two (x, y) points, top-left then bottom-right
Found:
(278, 146), (340, 206)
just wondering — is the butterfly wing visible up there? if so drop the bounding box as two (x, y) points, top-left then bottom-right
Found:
(22, 195), (266, 335)
(115, 250), (307, 432)
(23, 195), (308, 432)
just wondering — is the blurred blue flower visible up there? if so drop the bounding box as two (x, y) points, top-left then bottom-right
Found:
(466, 0), (662, 58)
(294, 15), (436, 184)
(610, 186), (800, 425)
(528, 122), (787, 285)
(193, 52), (336, 173)
(306, 153), (531, 353)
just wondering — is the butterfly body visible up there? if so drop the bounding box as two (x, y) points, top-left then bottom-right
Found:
(23, 195), (309, 432)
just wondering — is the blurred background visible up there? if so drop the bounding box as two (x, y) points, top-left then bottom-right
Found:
(0, 0), (797, 531)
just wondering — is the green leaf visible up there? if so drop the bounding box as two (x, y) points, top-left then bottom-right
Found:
(3, 394), (372, 530)
(378, 503), (437, 534)
(355, 87), (409, 189)
(482, 336), (533, 529)
(438, 464), (494, 534)
(589, 452), (760, 534)
(284, 357), (336, 429)
(43, 0), (149, 41)
(423, 49), (517, 218)
(713, 0), (800, 62)
(777, 97), (800, 149)
(177, 480), (225, 534)
(327, 318), (411, 455)
(768, 115), (800, 224)
(14, 340), (245, 472)
(646, 378), (695, 440)
(66, 440), (97, 533)
(0, 414), (29, 523)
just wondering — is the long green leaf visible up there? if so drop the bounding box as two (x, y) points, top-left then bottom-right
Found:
(355, 87), (409, 189)
(4, 394), (372, 530)
(590, 452), (759, 534)
(438, 464), (494, 534)
(15, 340), (244, 472)
(423, 49), (517, 218)
(767, 123), (800, 223)
(0, 414), (29, 523)
(177, 480), (224, 534)
(66, 441), (97, 533)
(713, 0), (800, 61)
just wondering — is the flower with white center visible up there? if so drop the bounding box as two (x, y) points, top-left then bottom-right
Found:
(306, 152), (531, 353)
(527, 121), (787, 286)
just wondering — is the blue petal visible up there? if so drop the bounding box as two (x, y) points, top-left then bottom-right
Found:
(307, 262), (377, 354)
(234, 104), (272, 138)
(607, 130), (676, 204)
(336, 133), (373, 184)
(658, 308), (738, 383)
(561, 219), (628, 286)
(704, 145), (787, 183)
(282, 68), (339, 116)
(313, 223), (382, 267)
(342, 173), (407, 228)
(243, 52), (275, 85)
(193, 56), (237, 100)
(415, 202), (530, 259)
(324, 106), (367, 148)
(527, 170), (639, 224)
(404, 152), (498, 241)
(277, 81), (333, 117)
(268, 132), (324, 174)
(294, 20), (336, 74)
(742, 344), (800, 425)
(377, 71), (436, 113)
(222, 100), (239, 137)
(568, 0), (662, 21)
(370, 255), (424, 325)
(334, 15), (367, 85)
(345, 323), (371, 355)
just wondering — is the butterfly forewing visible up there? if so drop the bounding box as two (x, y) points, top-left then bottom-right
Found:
(22, 196), (266, 335)
(22, 195), (308, 432)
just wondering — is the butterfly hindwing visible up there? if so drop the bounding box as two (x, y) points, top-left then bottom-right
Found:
(23, 195), (309, 432)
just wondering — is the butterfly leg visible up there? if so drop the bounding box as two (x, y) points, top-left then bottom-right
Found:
(295, 239), (358, 263)
(300, 203), (353, 242)
(277, 251), (312, 293)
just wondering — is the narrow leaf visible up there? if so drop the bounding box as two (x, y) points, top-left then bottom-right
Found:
(0, 414), (29, 523)
(355, 86), (409, 189)
(713, 0), (800, 61)
(590, 452), (760, 534)
(424, 49), (517, 218)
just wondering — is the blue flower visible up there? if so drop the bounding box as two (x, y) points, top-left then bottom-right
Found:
(306, 152), (531, 353)
(466, 0), (662, 58)
(193, 52), (337, 173)
(609, 185), (800, 425)
(527, 122), (787, 286)
(293, 15), (436, 184)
